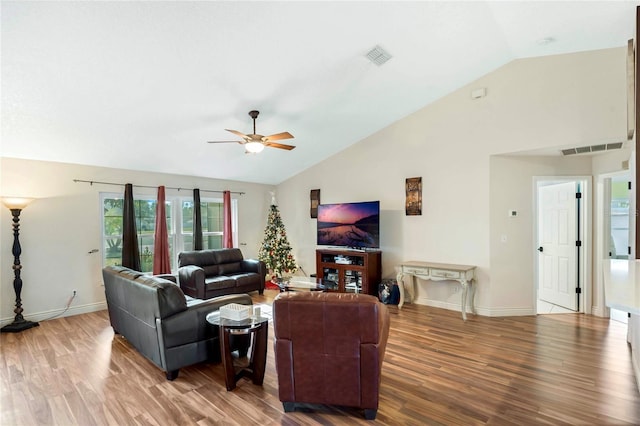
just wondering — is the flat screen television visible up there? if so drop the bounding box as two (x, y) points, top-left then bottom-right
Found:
(317, 201), (380, 249)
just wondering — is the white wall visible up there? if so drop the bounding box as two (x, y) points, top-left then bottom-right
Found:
(489, 155), (594, 315)
(0, 157), (274, 325)
(277, 47), (627, 316)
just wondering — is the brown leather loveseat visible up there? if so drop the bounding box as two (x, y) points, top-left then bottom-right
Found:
(178, 248), (266, 300)
(272, 291), (390, 420)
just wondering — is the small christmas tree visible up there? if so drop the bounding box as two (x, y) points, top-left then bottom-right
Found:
(259, 203), (297, 279)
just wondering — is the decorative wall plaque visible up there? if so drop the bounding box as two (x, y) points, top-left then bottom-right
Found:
(310, 189), (320, 218)
(405, 177), (422, 216)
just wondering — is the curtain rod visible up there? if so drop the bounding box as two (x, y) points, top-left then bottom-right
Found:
(73, 179), (245, 195)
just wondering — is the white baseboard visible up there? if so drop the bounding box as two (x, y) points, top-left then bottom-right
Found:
(413, 297), (535, 317)
(633, 347), (640, 393)
(0, 302), (107, 327)
(590, 304), (607, 317)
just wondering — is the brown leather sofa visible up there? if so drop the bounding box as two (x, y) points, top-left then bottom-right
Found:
(272, 291), (390, 420)
(178, 249), (266, 300)
(102, 265), (252, 380)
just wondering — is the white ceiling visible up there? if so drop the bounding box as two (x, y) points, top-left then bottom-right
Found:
(1, 1), (636, 185)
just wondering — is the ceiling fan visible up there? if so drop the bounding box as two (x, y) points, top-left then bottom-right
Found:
(207, 110), (295, 153)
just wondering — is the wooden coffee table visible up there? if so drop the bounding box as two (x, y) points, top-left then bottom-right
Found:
(206, 310), (269, 391)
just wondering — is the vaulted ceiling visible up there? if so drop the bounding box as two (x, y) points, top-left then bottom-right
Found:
(1, 1), (636, 184)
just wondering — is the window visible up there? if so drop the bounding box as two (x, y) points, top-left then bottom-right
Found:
(101, 192), (237, 273)
(181, 200), (226, 250)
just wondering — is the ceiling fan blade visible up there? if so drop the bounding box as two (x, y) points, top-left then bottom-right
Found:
(226, 129), (250, 139)
(265, 142), (296, 150)
(263, 131), (294, 142)
(207, 140), (245, 145)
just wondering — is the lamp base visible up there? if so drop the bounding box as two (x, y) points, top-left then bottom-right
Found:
(1, 319), (39, 333)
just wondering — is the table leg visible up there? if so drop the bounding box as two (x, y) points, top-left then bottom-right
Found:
(396, 272), (406, 309)
(220, 326), (237, 391)
(460, 279), (469, 321)
(468, 279), (476, 315)
(249, 322), (268, 385)
(409, 275), (417, 303)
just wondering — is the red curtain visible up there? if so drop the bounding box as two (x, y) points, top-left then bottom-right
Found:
(153, 186), (171, 274)
(223, 190), (233, 248)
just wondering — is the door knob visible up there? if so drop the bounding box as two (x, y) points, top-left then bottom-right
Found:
(537, 247), (543, 252)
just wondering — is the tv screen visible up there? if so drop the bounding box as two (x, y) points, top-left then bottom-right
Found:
(317, 201), (380, 248)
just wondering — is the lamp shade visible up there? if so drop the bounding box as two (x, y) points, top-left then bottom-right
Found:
(245, 141), (265, 153)
(2, 197), (35, 210)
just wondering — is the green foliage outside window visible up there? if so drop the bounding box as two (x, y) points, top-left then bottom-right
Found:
(103, 197), (172, 272)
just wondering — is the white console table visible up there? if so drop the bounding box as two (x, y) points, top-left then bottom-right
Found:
(603, 259), (640, 392)
(396, 261), (477, 321)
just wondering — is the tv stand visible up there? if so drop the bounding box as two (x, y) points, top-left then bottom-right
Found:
(316, 248), (381, 295)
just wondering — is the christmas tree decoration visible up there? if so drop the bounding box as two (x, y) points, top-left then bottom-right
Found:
(259, 204), (297, 279)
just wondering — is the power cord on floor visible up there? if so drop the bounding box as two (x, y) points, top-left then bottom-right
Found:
(298, 265), (308, 277)
(40, 290), (76, 321)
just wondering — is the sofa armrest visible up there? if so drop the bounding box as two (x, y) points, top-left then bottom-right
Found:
(377, 303), (390, 358)
(159, 293), (253, 349)
(178, 265), (205, 299)
(241, 259), (267, 279)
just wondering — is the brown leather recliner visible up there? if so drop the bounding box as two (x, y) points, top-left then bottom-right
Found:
(272, 291), (390, 420)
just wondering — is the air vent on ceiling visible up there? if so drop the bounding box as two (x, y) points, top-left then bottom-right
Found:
(561, 142), (624, 156)
(365, 45), (392, 66)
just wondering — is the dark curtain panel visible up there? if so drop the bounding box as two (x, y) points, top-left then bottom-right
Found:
(223, 190), (233, 248)
(122, 183), (141, 271)
(153, 186), (171, 274)
(193, 188), (203, 250)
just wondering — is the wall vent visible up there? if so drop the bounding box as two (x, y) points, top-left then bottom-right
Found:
(561, 142), (624, 156)
(365, 45), (392, 66)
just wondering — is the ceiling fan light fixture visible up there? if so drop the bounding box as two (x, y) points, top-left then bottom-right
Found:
(208, 110), (295, 152)
(245, 141), (265, 153)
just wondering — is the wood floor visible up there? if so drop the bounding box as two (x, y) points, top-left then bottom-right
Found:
(1, 290), (639, 425)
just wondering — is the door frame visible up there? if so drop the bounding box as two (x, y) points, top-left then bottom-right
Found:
(595, 170), (632, 318)
(533, 176), (592, 314)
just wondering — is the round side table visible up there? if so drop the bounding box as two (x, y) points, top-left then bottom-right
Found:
(206, 310), (269, 391)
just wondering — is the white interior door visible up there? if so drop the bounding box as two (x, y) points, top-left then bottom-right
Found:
(538, 181), (578, 311)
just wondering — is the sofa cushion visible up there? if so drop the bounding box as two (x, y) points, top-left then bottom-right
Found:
(111, 265), (144, 280)
(201, 264), (220, 277)
(218, 261), (242, 275)
(179, 250), (215, 267)
(231, 272), (263, 288)
(205, 276), (236, 291)
(135, 275), (188, 319)
(212, 248), (244, 264)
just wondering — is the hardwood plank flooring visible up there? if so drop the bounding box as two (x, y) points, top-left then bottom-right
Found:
(1, 290), (639, 425)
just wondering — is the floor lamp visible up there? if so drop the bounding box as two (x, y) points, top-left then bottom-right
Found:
(1, 197), (39, 333)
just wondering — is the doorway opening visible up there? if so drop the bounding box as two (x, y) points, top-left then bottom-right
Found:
(603, 172), (632, 323)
